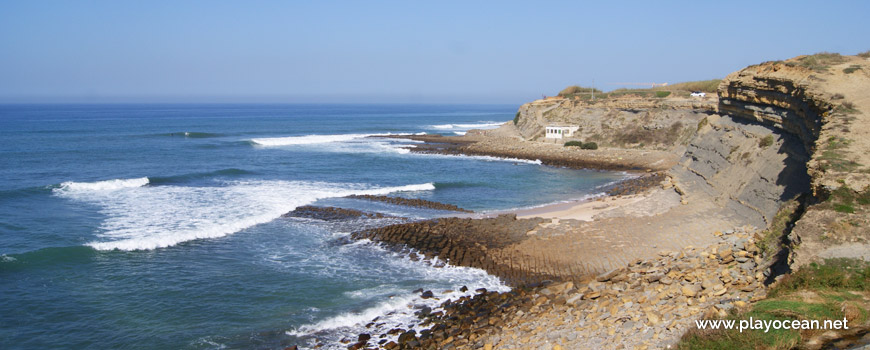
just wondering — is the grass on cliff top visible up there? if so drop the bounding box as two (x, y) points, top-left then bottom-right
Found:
(786, 52), (848, 72)
(653, 79), (722, 93)
(818, 136), (862, 173)
(678, 259), (870, 350)
(823, 184), (870, 214)
(555, 79), (721, 101)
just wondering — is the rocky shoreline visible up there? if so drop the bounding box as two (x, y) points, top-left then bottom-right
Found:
(396, 134), (680, 172)
(335, 228), (768, 350)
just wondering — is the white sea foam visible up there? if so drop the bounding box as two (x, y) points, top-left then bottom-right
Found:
(251, 134), (382, 146)
(415, 153), (543, 165)
(453, 131), (467, 135)
(54, 180), (435, 251)
(429, 121), (505, 130)
(56, 177), (150, 192)
(249, 133), (424, 155)
(286, 249), (509, 346)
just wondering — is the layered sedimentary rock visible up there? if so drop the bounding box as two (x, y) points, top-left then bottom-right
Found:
(669, 114), (811, 228)
(717, 57), (870, 267)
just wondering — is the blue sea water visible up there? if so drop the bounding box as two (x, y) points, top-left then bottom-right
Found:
(0, 104), (624, 349)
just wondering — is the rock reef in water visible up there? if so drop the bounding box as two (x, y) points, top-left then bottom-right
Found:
(346, 195), (473, 213)
(351, 214), (557, 286)
(283, 205), (389, 221)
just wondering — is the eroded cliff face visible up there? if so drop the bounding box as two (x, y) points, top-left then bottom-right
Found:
(717, 61), (865, 193)
(717, 56), (870, 267)
(669, 114), (810, 229)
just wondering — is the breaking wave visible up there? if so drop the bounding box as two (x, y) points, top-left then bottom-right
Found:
(53, 179), (434, 251)
(429, 122), (505, 130)
(55, 177), (150, 192)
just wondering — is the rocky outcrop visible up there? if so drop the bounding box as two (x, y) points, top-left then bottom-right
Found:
(346, 195), (473, 213)
(350, 215), (567, 286)
(283, 205), (388, 221)
(514, 97), (716, 150)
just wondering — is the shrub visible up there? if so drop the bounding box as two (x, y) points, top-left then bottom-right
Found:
(843, 65), (862, 74)
(513, 111), (520, 125)
(581, 142), (598, 150)
(759, 135), (774, 148)
(857, 50), (870, 58)
(564, 141), (583, 147)
(655, 91), (671, 98)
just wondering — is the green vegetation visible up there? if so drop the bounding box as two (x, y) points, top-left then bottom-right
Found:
(834, 204), (855, 213)
(513, 111), (520, 125)
(655, 91), (671, 98)
(755, 199), (800, 255)
(770, 259), (870, 296)
(759, 135), (774, 148)
(857, 50), (870, 58)
(843, 65), (862, 74)
(564, 141), (598, 150)
(658, 79), (722, 93)
(786, 52), (847, 72)
(824, 184), (870, 214)
(678, 259), (870, 350)
(557, 85), (603, 99)
(818, 137), (861, 172)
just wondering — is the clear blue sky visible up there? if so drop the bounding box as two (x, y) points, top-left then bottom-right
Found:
(1, 0), (868, 104)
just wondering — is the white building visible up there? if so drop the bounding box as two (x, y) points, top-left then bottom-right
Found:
(545, 125), (580, 139)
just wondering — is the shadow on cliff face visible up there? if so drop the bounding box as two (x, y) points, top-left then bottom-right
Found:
(721, 115), (814, 285)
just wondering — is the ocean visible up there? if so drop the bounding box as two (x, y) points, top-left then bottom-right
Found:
(0, 104), (625, 349)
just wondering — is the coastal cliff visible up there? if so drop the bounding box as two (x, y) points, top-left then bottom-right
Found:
(336, 53), (870, 349)
(512, 54), (870, 269)
(717, 55), (870, 268)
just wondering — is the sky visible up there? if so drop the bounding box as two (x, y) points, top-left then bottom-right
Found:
(1, 0), (868, 104)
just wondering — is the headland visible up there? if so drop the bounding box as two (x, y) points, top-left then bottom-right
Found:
(299, 52), (870, 350)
